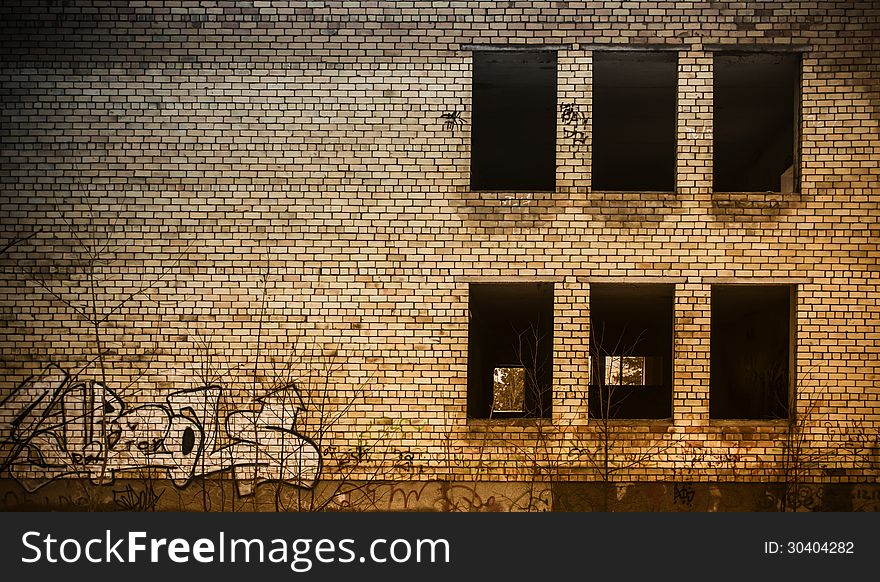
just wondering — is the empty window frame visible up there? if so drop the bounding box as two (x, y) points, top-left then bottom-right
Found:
(710, 285), (793, 420)
(468, 283), (553, 418)
(591, 51), (678, 192)
(589, 284), (673, 419)
(471, 50), (557, 191)
(713, 52), (800, 193)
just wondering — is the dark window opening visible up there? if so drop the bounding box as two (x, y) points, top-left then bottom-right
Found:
(468, 283), (553, 418)
(590, 284), (673, 419)
(711, 285), (792, 419)
(592, 51), (677, 192)
(714, 53), (800, 192)
(471, 51), (557, 191)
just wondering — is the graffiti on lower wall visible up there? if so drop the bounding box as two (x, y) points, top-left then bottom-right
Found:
(0, 365), (321, 496)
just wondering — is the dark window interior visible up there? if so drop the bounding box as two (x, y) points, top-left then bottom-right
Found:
(471, 51), (557, 191)
(592, 51), (677, 192)
(589, 284), (674, 419)
(468, 283), (553, 418)
(714, 53), (800, 193)
(711, 285), (792, 419)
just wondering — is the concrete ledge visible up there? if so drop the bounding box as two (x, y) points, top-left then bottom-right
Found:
(1, 479), (876, 512)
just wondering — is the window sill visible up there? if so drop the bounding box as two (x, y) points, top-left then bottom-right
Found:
(709, 419), (790, 426)
(712, 191), (801, 196)
(461, 190), (559, 207)
(590, 189), (677, 195)
(466, 418), (554, 429)
(708, 419), (791, 435)
(467, 189), (557, 195)
(594, 418), (673, 427)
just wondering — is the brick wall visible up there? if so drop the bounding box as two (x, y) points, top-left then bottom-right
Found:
(0, 1), (878, 510)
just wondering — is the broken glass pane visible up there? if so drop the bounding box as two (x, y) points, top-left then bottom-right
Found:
(493, 367), (525, 412)
(605, 356), (646, 386)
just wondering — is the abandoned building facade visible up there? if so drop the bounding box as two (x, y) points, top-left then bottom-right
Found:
(1, 1), (878, 511)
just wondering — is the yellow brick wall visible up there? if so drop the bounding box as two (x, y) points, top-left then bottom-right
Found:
(0, 1), (877, 500)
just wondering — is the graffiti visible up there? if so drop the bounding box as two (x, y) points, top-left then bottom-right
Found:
(437, 482), (503, 512)
(757, 483), (880, 512)
(0, 364), (321, 496)
(851, 486), (880, 512)
(823, 420), (879, 470)
(673, 443), (753, 476)
(113, 484), (163, 511)
(563, 128), (587, 145)
(393, 450), (414, 472)
(331, 444), (422, 476)
(560, 102), (587, 146)
(388, 482), (429, 510)
(329, 417), (426, 475)
(507, 486), (552, 512)
(673, 483), (696, 507)
(559, 102), (582, 125)
(391, 449), (426, 475)
(762, 484), (823, 512)
(440, 110), (466, 131)
(321, 481), (539, 512)
(804, 486), (832, 511)
(338, 444), (371, 468)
